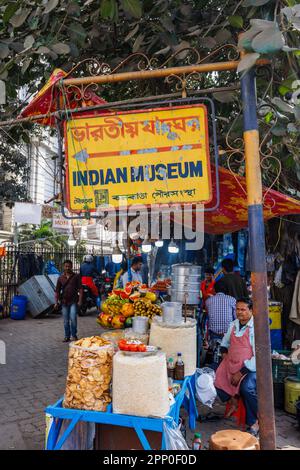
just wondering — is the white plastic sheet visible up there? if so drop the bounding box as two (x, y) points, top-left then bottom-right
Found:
(195, 367), (217, 408)
(163, 418), (189, 450)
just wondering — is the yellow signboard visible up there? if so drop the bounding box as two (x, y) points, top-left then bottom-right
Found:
(65, 105), (212, 212)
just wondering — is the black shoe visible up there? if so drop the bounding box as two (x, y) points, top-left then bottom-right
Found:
(63, 338), (70, 343)
(71, 336), (78, 341)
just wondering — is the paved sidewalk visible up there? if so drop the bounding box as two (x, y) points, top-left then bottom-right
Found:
(0, 312), (99, 450)
(0, 313), (299, 450)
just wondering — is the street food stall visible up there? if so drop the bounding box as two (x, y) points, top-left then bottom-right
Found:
(18, 61), (300, 450)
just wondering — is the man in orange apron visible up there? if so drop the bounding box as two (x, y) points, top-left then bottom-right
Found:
(214, 298), (259, 436)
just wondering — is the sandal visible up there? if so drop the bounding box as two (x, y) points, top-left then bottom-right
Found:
(224, 397), (239, 418)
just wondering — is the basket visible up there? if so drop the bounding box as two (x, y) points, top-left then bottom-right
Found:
(272, 350), (297, 384)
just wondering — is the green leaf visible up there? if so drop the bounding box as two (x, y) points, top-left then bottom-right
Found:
(9, 8), (31, 28)
(198, 37), (217, 49)
(154, 45), (171, 56)
(0, 80), (6, 105)
(272, 97), (294, 113)
(132, 33), (144, 52)
(237, 52), (260, 73)
(249, 19), (274, 29)
(69, 23), (87, 47)
(215, 29), (231, 44)
(251, 27), (284, 54)
(291, 17), (300, 31)
(124, 24), (139, 42)
(100, 0), (117, 20)
(228, 15), (244, 29)
(3, 2), (20, 25)
(243, 0), (271, 6)
(36, 46), (51, 54)
(24, 35), (35, 49)
(43, 0), (59, 15)
(0, 43), (10, 59)
(279, 85), (291, 96)
(21, 58), (32, 75)
(264, 111), (273, 123)
(51, 43), (71, 54)
(287, 123), (298, 133)
(21, 132), (30, 144)
(294, 106), (300, 120)
(285, 155), (295, 169)
(0, 69), (8, 80)
(271, 124), (287, 136)
(122, 0), (142, 19)
(238, 28), (259, 51)
(212, 91), (236, 103)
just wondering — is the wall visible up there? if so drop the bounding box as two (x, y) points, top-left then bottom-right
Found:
(27, 133), (58, 205)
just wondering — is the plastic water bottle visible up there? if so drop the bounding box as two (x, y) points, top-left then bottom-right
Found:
(192, 432), (202, 450)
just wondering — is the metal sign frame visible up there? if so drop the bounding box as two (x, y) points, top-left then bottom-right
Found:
(59, 96), (220, 220)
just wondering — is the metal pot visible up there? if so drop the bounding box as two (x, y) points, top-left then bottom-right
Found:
(132, 316), (149, 334)
(161, 302), (182, 323)
(171, 277), (201, 291)
(171, 263), (202, 277)
(168, 288), (200, 305)
(171, 273), (202, 283)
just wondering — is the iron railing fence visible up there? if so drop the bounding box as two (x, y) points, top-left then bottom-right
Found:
(0, 245), (87, 318)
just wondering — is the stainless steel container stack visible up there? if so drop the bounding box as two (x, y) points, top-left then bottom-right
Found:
(168, 263), (202, 305)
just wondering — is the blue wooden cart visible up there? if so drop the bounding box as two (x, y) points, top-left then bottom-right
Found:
(45, 375), (198, 450)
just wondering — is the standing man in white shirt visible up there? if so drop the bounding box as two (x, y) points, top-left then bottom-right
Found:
(121, 256), (143, 287)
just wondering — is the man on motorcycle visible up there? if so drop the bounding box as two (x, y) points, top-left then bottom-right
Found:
(80, 255), (99, 297)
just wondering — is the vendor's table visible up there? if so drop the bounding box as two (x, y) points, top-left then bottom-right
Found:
(45, 376), (198, 450)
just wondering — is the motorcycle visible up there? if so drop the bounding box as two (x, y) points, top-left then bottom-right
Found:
(101, 275), (114, 298)
(78, 274), (114, 316)
(79, 276), (102, 317)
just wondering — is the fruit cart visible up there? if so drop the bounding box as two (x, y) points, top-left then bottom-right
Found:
(96, 282), (163, 330)
(45, 376), (197, 450)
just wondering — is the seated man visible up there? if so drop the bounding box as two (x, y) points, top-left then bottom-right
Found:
(214, 298), (258, 437)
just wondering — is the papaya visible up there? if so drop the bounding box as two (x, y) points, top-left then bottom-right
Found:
(111, 315), (126, 329)
(98, 312), (113, 328)
(121, 303), (135, 317)
(129, 292), (141, 301)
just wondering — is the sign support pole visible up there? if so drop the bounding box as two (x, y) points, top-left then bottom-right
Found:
(241, 67), (276, 449)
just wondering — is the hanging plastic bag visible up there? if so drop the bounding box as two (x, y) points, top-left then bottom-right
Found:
(163, 418), (189, 450)
(195, 367), (217, 408)
(274, 265), (284, 288)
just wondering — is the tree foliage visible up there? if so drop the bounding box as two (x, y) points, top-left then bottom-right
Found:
(0, 0), (300, 193)
(0, 134), (28, 204)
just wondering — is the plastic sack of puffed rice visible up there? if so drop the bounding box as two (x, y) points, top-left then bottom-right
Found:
(149, 317), (196, 376)
(112, 351), (169, 417)
(63, 336), (114, 412)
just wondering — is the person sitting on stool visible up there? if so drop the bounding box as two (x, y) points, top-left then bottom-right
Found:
(214, 298), (259, 437)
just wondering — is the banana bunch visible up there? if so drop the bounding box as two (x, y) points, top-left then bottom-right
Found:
(134, 299), (162, 318)
(106, 298), (126, 315)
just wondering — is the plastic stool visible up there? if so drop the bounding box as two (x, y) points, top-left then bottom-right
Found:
(224, 397), (246, 430)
